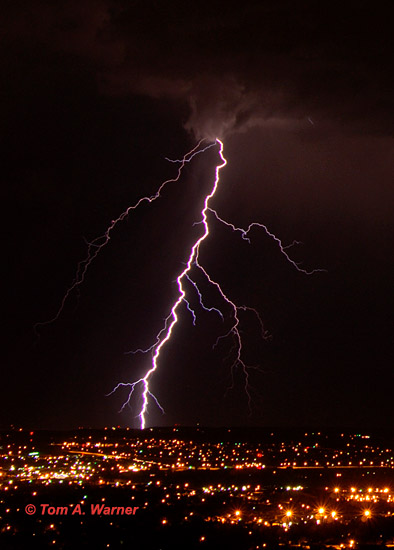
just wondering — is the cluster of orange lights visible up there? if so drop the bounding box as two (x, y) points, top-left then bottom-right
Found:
(333, 486), (393, 505)
(281, 504), (375, 524)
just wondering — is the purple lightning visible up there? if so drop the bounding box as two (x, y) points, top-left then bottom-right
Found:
(38, 136), (323, 428)
(108, 139), (227, 427)
(207, 208), (325, 275)
(109, 138), (322, 428)
(34, 139), (216, 332)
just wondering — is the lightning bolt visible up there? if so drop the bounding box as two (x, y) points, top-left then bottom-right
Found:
(37, 136), (323, 428)
(108, 139), (227, 428)
(109, 138), (323, 428)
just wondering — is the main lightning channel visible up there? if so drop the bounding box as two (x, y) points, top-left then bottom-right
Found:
(109, 139), (227, 428)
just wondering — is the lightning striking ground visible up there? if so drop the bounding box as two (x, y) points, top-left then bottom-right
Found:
(108, 138), (321, 428)
(108, 139), (227, 427)
(38, 137), (322, 429)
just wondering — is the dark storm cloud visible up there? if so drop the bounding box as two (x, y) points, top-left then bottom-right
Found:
(3, 0), (393, 139)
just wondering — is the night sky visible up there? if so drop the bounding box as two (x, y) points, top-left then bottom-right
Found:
(2, 1), (393, 430)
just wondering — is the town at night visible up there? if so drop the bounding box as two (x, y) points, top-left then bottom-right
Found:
(2, 427), (394, 548)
